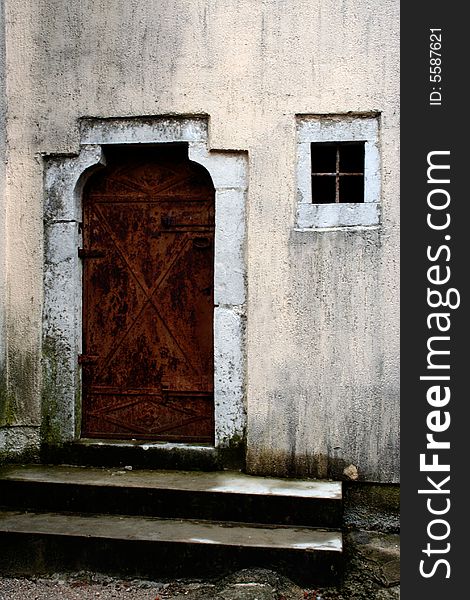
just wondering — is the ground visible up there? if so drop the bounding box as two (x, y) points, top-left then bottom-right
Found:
(0, 531), (400, 599)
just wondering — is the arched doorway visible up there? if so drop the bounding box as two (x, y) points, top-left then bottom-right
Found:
(80, 145), (215, 442)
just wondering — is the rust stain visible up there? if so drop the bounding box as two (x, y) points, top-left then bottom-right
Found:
(80, 146), (215, 442)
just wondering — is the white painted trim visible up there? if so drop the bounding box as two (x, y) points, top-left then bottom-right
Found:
(296, 115), (381, 229)
(43, 117), (247, 449)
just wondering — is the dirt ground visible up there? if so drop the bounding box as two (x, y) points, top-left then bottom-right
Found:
(0, 568), (396, 600)
(1, 568), (310, 600)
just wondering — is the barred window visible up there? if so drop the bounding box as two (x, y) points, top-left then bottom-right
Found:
(296, 115), (380, 229)
(311, 142), (365, 204)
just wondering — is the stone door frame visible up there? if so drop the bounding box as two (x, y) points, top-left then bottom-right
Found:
(43, 117), (247, 450)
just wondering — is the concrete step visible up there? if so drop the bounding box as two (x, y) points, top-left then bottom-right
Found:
(0, 510), (342, 584)
(41, 439), (242, 471)
(0, 465), (343, 528)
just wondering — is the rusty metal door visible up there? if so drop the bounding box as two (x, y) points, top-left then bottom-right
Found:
(80, 146), (215, 442)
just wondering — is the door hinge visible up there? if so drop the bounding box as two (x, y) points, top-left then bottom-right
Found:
(78, 354), (99, 365)
(78, 249), (105, 259)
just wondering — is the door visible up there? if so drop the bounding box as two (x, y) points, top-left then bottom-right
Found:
(80, 146), (215, 442)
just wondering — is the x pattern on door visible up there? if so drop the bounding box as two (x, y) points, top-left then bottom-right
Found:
(81, 151), (215, 442)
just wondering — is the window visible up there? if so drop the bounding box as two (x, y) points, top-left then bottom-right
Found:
(296, 115), (380, 229)
(311, 142), (364, 204)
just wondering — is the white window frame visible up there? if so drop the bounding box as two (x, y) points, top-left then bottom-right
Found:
(296, 115), (381, 230)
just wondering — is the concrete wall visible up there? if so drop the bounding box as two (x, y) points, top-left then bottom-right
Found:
(0, 0), (399, 482)
(0, 0), (6, 429)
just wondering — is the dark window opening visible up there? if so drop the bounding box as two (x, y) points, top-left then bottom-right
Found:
(311, 142), (365, 203)
(311, 175), (336, 204)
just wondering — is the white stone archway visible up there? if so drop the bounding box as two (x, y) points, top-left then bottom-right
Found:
(43, 117), (247, 452)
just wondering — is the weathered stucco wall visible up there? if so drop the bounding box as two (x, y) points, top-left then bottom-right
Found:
(0, 0), (399, 481)
(0, 0), (7, 425)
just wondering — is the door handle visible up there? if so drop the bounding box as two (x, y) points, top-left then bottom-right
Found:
(161, 216), (176, 228)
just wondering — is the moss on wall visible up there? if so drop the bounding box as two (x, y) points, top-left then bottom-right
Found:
(0, 364), (13, 426)
(0, 341), (41, 462)
(0, 344), (39, 428)
(41, 334), (70, 446)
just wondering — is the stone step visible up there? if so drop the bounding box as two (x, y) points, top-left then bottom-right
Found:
(41, 439), (242, 471)
(0, 465), (343, 528)
(0, 510), (343, 584)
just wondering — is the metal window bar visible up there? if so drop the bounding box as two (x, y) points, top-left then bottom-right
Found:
(311, 143), (364, 203)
